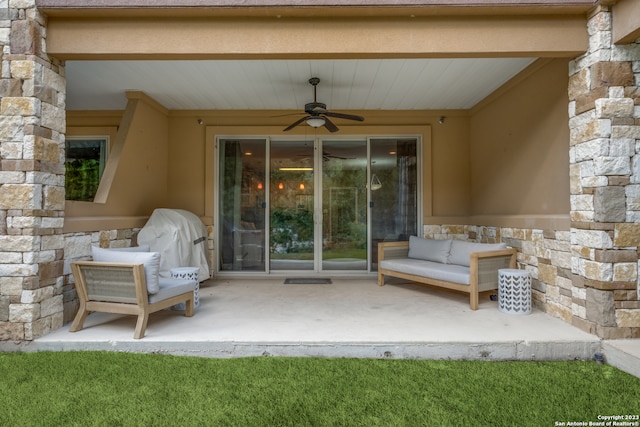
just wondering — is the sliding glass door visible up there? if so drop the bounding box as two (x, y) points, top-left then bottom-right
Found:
(218, 139), (266, 272)
(269, 140), (315, 271)
(217, 136), (418, 273)
(321, 140), (367, 271)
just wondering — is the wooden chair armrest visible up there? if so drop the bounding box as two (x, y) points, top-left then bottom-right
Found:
(470, 248), (517, 269)
(472, 247), (517, 259)
(378, 241), (410, 262)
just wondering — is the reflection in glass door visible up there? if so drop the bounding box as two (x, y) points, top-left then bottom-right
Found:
(218, 139), (266, 271)
(322, 140), (367, 271)
(370, 138), (418, 270)
(269, 140), (315, 271)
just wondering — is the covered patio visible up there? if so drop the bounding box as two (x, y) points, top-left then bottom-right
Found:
(2, 1), (640, 377)
(24, 277), (603, 358)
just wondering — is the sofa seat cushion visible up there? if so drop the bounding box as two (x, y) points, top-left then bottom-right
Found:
(148, 278), (196, 304)
(380, 258), (471, 285)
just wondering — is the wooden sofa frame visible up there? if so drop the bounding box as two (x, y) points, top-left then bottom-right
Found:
(377, 241), (517, 310)
(70, 261), (195, 339)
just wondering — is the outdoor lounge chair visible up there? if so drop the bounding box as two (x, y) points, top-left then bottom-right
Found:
(70, 261), (196, 339)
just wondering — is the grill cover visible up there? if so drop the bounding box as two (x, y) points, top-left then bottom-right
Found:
(138, 208), (210, 281)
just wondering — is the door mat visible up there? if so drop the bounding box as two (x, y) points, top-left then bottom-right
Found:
(284, 278), (332, 285)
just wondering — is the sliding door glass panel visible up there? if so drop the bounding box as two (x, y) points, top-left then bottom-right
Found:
(218, 139), (266, 271)
(269, 140), (315, 271)
(370, 138), (418, 270)
(322, 140), (368, 271)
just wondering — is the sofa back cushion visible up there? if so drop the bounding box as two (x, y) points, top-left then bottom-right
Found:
(408, 236), (452, 263)
(91, 246), (161, 295)
(448, 240), (507, 267)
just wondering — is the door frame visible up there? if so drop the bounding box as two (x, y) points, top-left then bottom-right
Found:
(210, 126), (428, 276)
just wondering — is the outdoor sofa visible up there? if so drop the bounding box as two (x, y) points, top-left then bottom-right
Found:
(377, 236), (517, 310)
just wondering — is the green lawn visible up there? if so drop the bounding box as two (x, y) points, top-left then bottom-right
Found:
(1, 352), (639, 426)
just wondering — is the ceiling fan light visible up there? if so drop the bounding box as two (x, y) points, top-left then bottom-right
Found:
(306, 117), (325, 128)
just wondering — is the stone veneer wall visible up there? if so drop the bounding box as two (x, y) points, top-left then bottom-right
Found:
(426, 220), (638, 339)
(568, 6), (640, 339)
(0, 1), (66, 341)
(423, 225), (573, 320)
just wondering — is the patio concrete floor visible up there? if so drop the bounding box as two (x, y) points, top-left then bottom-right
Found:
(14, 276), (640, 376)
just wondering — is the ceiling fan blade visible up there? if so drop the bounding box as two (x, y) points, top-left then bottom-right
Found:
(272, 112), (305, 118)
(323, 111), (365, 122)
(322, 150), (353, 160)
(283, 116), (308, 132)
(323, 116), (339, 133)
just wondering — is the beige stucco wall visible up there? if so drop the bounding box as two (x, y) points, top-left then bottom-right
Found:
(65, 93), (170, 232)
(51, 2), (581, 234)
(46, 14), (588, 60)
(429, 114), (471, 217)
(166, 115), (208, 216)
(468, 58), (570, 225)
(165, 111), (470, 224)
(64, 59), (570, 232)
(612, 0), (640, 44)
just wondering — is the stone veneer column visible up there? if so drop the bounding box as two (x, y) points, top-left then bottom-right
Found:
(568, 6), (640, 338)
(0, 1), (65, 340)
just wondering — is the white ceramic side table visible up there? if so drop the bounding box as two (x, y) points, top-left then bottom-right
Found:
(170, 267), (200, 309)
(498, 268), (531, 315)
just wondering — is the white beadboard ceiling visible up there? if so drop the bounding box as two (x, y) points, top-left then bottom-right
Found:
(66, 58), (536, 111)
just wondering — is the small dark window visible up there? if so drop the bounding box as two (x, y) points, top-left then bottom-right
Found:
(65, 137), (108, 202)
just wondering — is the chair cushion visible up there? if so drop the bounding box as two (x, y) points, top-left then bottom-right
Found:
(102, 245), (150, 252)
(448, 240), (507, 267)
(91, 247), (161, 294)
(408, 236), (452, 264)
(148, 278), (196, 304)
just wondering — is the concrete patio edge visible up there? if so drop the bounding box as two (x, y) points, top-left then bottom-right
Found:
(602, 340), (640, 378)
(1, 339), (602, 361)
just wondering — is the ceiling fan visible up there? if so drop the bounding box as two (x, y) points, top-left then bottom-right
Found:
(284, 77), (364, 133)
